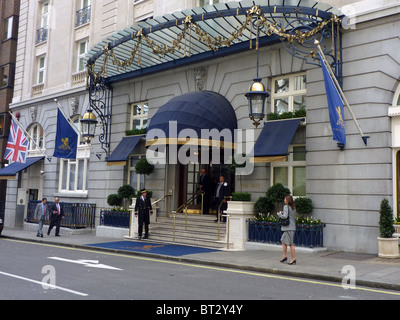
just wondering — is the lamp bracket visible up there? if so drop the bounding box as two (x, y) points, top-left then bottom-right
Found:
(88, 76), (113, 158)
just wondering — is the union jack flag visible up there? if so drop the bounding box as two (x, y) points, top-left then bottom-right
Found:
(4, 119), (29, 163)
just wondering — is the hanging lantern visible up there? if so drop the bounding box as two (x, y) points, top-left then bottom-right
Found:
(80, 108), (98, 143)
(245, 77), (269, 128)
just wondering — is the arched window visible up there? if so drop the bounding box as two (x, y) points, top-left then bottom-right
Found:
(393, 83), (400, 106)
(27, 123), (45, 151)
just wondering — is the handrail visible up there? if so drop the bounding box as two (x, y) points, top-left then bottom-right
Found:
(175, 190), (203, 213)
(222, 214), (231, 249)
(151, 194), (170, 206)
(217, 196), (232, 240)
(172, 190), (204, 241)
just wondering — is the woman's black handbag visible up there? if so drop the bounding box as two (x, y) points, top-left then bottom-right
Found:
(278, 217), (290, 226)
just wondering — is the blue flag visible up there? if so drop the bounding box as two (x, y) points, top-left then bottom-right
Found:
(53, 109), (78, 159)
(319, 53), (346, 147)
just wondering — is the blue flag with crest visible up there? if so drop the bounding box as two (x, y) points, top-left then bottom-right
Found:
(319, 53), (346, 147)
(53, 108), (78, 159)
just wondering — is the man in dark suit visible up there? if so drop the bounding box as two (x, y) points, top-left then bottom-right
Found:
(198, 168), (212, 215)
(215, 176), (229, 222)
(135, 188), (153, 240)
(47, 197), (64, 236)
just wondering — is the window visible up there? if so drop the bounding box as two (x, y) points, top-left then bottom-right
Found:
(41, 2), (49, 28)
(128, 155), (145, 192)
(77, 40), (88, 72)
(271, 74), (307, 114)
(0, 65), (9, 88)
(59, 148), (90, 193)
(271, 145), (306, 197)
(37, 56), (46, 84)
(76, 0), (91, 27)
(36, 2), (49, 43)
(28, 123), (45, 151)
(130, 102), (148, 131)
(0, 114), (5, 137)
(3, 16), (14, 40)
(199, 0), (219, 6)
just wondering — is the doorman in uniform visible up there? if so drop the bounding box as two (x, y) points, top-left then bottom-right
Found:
(135, 188), (153, 240)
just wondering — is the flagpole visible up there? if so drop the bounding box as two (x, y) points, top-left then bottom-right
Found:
(54, 99), (102, 160)
(315, 41), (369, 146)
(8, 111), (51, 162)
(54, 99), (80, 135)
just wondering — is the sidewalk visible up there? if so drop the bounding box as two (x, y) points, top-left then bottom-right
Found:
(2, 226), (400, 292)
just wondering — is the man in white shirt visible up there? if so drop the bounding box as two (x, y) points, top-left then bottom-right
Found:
(48, 197), (65, 236)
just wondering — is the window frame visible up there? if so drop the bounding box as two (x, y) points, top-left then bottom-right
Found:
(199, 0), (220, 6)
(27, 123), (46, 152)
(0, 64), (10, 88)
(37, 56), (46, 84)
(271, 73), (307, 114)
(270, 144), (307, 197)
(3, 16), (14, 41)
(128, 154), (145, 192)
(0, 113), (6, 137)
(77, 40), (89, 72)
(130, 102), (149, 131)
(59, 145), (90, 195)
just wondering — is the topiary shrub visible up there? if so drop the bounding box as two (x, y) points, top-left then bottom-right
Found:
(379, 198), (395, 238)
(294, 197), (313, 215)
(107, 194), (121, 207)
(135, 158), (154, 175)
(117, 184), (135, 199)
(254, 196), (274, 215)
(266, 183), (291, 204)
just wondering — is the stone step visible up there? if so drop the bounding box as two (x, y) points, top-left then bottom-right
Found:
(148, 214), (229, 249)
(146, 232), (229, 249)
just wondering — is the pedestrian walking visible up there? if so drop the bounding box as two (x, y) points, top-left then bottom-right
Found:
(277, 195), (297, 265)
(135, 188), (153, 240)
(48, 197), (64, 236)
(34, 198), (50, 238)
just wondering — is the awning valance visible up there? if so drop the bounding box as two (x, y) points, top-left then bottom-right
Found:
(252, 118), (303, 163)
(106, 135), (144, 166)
(0, 156), (44, 180)
(87, 0), (343, 84)
(146, 91), (237, 148)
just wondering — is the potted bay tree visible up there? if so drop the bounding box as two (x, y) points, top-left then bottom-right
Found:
(378, 199), (399, 258)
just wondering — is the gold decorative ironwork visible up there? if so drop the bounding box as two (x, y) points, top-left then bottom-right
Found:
(87, 5), (340, 81)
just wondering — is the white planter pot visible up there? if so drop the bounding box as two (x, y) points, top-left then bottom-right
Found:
(378, 237), (400, 258)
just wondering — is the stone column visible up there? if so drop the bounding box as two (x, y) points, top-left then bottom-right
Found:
(224, 201), (255, 250)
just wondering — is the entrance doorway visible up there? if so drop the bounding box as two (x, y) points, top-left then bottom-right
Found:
(177, 161), (234, 215)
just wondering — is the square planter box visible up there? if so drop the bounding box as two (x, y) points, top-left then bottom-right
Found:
(248, 220), (325, 248)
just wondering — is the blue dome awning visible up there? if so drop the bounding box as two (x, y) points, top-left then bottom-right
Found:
(146, 91), (237, 148)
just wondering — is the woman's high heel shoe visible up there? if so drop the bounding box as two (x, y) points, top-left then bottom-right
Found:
(280, 257), (287, 263)
(288, 259), (297, 265)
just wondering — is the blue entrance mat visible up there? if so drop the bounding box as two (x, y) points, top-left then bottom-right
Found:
(86, 240), (219, 257)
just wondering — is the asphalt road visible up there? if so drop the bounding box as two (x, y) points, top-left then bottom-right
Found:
(1, 238), (400, 305)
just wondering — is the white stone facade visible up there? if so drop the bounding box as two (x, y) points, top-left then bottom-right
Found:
(4, 0), (400, 254)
